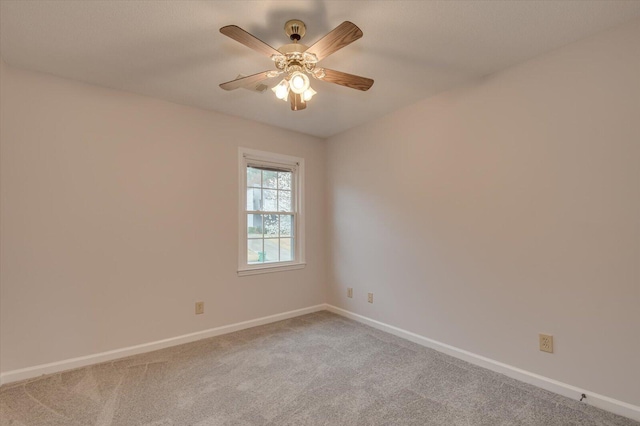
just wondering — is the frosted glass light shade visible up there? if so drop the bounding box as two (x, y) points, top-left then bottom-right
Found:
(303, 87), (316, 101)
(272, 79), (289, 100)
(289, 71), (310, 94)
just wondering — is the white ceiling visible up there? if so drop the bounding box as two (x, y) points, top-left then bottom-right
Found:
(2, 1), (640, 138)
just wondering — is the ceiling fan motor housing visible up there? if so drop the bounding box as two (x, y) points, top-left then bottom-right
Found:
(285, 19), (306, 41)
(274, 40), (318, 77)
(278, 43), (308, 54)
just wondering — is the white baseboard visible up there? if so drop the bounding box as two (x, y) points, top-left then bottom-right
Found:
(326, 304), (640, 423)
(0, 304), (326, 386)
(2, 303), (638, 422)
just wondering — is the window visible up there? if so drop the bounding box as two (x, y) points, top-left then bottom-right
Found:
(238, 148), (305, 275)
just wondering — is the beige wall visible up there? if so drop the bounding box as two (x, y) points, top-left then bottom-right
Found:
(0, 61), (326, 372)
(326, 19), (640, 406)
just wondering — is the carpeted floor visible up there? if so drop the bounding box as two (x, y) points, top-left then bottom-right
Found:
(0, 311), (637, 426)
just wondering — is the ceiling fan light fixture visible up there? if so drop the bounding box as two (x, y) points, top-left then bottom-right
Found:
(219, 20), (373, 111)
(272, 79), (290, 100)
(289, 71), (310, 94)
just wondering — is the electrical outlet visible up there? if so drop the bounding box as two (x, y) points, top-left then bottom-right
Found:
(368, 293), (374, 303)
(195, 302), (204, 315)
(539, 334), (553, 353)
(347, 288), (353, 298)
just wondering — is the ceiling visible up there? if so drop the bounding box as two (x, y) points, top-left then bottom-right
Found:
(2, 1), (640, 138)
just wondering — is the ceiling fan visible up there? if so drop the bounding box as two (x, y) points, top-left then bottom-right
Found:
(219, 20), (374, 111)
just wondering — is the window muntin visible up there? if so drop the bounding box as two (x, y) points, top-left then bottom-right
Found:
(238, 148), (305, 275)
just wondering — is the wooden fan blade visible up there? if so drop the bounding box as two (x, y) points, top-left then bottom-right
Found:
(289, 92), (306, 111)
(305, 21), (363, 61)
(219, 71), (274, 91)
(320, 68), (374, 91)
(220, 25), (280, 58)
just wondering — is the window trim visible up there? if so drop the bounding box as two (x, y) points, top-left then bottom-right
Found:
(237, 147), (305, 276)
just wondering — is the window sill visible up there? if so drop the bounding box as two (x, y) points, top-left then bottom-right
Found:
(237, 262), (306, 277)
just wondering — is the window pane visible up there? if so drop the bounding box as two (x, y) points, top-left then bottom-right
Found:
(264, 239), (279, 262)
(278, 190), (291, 212)
(246, 188), (262, 211)
(278, 171), (292, 190)
(247, 167), (261, 188)
(280, 238), (293, 261)
(263, 189), (277, 211)
(264, 214), (278, 237)
(280, 215), (292, 237)
(263, 170), (277, 189)
(248, 239), (263, 264)
(247, 214), (263, 238)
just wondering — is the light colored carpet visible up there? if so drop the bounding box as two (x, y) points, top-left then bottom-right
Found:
(0, 311), (637, 426)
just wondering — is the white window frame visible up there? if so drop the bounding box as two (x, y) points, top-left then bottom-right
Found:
(238, 147), (305, 276)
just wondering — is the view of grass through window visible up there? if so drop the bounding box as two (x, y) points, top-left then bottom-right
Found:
(246, 166), (294, 264)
